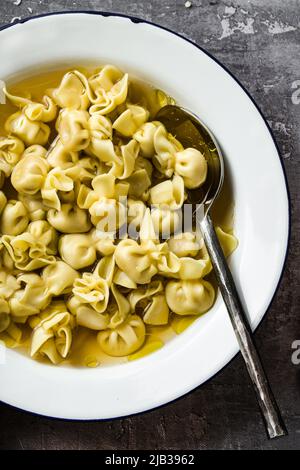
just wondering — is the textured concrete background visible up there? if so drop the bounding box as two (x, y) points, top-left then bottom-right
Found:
(0, 0), (299, 451)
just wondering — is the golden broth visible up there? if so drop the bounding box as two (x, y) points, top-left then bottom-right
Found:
(0, 67), (234, 367)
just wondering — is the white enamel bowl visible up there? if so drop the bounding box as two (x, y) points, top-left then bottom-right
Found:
(0, 12), (289, 419)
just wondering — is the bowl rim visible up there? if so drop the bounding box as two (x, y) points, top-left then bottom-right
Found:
(0, 10), (291, 421)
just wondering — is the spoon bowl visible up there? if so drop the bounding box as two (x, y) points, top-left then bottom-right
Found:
(156, 105), (223, 210)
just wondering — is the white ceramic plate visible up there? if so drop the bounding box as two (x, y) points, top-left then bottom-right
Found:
(0, 12), (289, 419)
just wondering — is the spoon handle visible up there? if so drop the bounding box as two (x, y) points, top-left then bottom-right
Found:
(199, 213), (287, 439)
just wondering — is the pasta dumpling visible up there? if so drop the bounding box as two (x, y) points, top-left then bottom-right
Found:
(129, 281), (169, 325)
(57, 109), (90, 152)
(0, 136), (24, 177)
(116, 210), (180, 283)
(58, 232), (96, 270)
(2, 220), (57, 271)
(113, 105), (149, 137)
(115, 239), (158, 284)
(97, 315), (145, 357)
(18, 193), (46, 221)
(0, 272), (20, 327)
(51, 71), (91, 110)
(41, 166), (81, 210)
(89, 65), (129, 115)
(150, 175), (185, 210)
(9, 273), (51, 318)
(70, 256), (115, 329)
(42, 261), (78, 296)
(73, 273), (110, 314)
(151, 207), (181, 236)
(23, 144), (47, 159)
(136, 123), (207, 188)
(110, 140), (139, 180)
(174, 148), (207, 189)
(5, 111), (50, 146)
(107, 283), (131, 329)
(46, 137), (79, 169)
(168, 232), (201, 258)
(4, 88), (58, 123)
(31, 302), (75, 364)
(133, 121), (162, 158)
(0, 200), (29, 236)
(216, 226), (238, 258)
(11, 154), (49, 195)
(165, 279), (215, 315)
(47, 204), (91, 233)
(152, 123), (183, 175)
(87, 114), (113, 159)
(0, 316), (23, 346)
(81, 174), (128, 232)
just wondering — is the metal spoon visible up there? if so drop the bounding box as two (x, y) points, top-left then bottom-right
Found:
(156, 104), (287, 439)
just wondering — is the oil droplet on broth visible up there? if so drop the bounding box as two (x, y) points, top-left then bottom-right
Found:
(171, 316), (198, 335)
(128, 338), (164, 361)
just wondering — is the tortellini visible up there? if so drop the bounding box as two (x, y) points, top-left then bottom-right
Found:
(165, 279), (215, 315)
(30, 302), (75, 364)
(69, 256), (115, 330)
(89, 65), (129, 115)
(18, 193), (46, 221)
(56, 109), (90, 152)
(115, 239), (158, 284)
(0, 200), (29, 235)
(9, 273), (51, 318)
(115, 210), (180, 283)
(47, 204), (91, 233)
(174, 148), (207, 189)
(0, 65), (237, 365)
(41, 166), (81, 210)
(2, 220), (57, 271)
(129, 281), (169, 325)
(97, 315), (145, 357)
(58, 228), (113, 270)
(79, 174), (128, 232)
(42, 261), (78, 296)
(150, 175), (185, 210)
(5, 111), (50, 146)
(46, 137), (79, 169)
(59, 232), (97, 270)
(51, 71), (91, 110)
(113, 105), (149, 137)
(151, 207), (181, 236)
(73, 273), (110, 314)
(0, 136), (24, 178)
(4, 88), (58, 123)
(134, 122), (207, 188)
(168, 232), (201, 258)
(11, 153), (49, 195)
(87, 114), (113, 159)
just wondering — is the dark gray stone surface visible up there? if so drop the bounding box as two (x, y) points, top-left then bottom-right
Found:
(0, 0), (299, 451)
